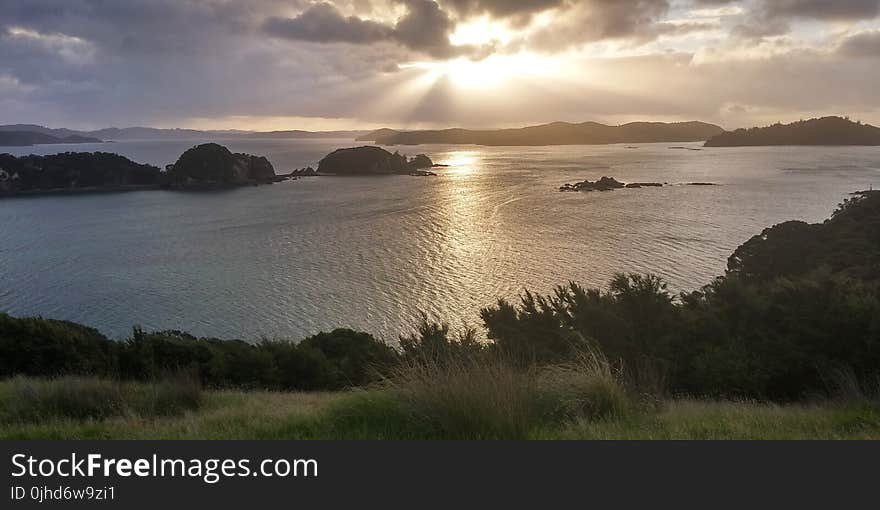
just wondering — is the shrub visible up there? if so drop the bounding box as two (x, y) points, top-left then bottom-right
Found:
(298, 329), (398, 389)
(480, 276), (678, 369)
(398, 315), (484, 363)
(0, 314), (116, 378)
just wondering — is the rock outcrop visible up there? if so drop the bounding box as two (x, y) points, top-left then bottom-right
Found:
(559, 176), (626, 192)
(559, 177), (715, 192)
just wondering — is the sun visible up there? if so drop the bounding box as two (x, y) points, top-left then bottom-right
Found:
(401, 53), (561, 90)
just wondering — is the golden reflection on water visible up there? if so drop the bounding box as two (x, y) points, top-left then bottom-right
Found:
(436, 149), (495, 302)
(441, 151), (481, 178)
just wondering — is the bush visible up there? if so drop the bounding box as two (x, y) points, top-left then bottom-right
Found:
(398, 315), (484, 363)
(480, 276), (678, 371)
(678, 271), (880, 399)
(297, 329), (398, 389)
(0, 314), (116, 378)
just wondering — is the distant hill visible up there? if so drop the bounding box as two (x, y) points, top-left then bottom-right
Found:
(0, 124), (367, 142)
(0, 130), (102, 147)
(705, 117), (880, 147)
(355, 121), (724, 146)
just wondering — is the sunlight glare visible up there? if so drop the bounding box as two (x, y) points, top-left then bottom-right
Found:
(449, 16), (514, 46)
(401, 53), (561, 90)
(441, 151), (481, 177)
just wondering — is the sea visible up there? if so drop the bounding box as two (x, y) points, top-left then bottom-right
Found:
(1, 138), (878, 341)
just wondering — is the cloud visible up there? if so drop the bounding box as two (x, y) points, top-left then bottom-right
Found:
(265, 0), (483, 58)
(3, 26), (96, 65)
(525, 0), (672, 51)
(393, 0), (473, 57)
(762, 0), (880, 21)
(443, 0), (564, 21)
(730, 19), (790, 40)
(264, 3), (392, 44)
(838, 30), (880, 57)
(1, 0), (880, 129)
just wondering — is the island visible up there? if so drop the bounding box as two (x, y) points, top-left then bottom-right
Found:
(559, 177), (714, 192)
(0, 152), (161, 194)
(0, 130), (102, 147)
(0, 143), (283, 196)
(560, 176), (626, 192)
(317, 146), (435, 175)
(165, 143), (277, 187)
(355, 121), (724, 146)
(704, 116), (880, 147)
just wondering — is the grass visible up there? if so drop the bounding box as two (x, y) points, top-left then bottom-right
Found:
(2, 370), (879, 440)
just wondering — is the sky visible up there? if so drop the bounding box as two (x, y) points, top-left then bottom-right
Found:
(1, 0), (879, 131)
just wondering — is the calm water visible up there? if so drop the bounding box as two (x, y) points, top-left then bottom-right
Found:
(2, 139), (879, 340)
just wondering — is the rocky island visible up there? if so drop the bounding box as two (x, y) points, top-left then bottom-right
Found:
(560, 176), (627, 192)
(317, 146), (435, 175)
(705, 116), (880, 147)
(560, 177), (714, 192)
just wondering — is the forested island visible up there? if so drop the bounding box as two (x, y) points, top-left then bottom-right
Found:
(317, 146), (435, 175)
(0, 144), (442, 195)
(0, 152), (162, 194)
(356, 121), (724, 146)
(0, 143), (280, 195)
(705, 116), (880, 147)
(165, 143), (278, 186)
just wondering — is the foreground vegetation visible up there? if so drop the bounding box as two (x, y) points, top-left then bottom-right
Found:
(1, 376), (877, 440)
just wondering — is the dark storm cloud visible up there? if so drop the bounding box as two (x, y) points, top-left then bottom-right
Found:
(265, 0), (483, 58)
(838, 30), (880, 57)
(763, 0), (880, 21)
(264, 3), (393, 44)
(0, 0), (288, 55)
(443, 0), (564, 19)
